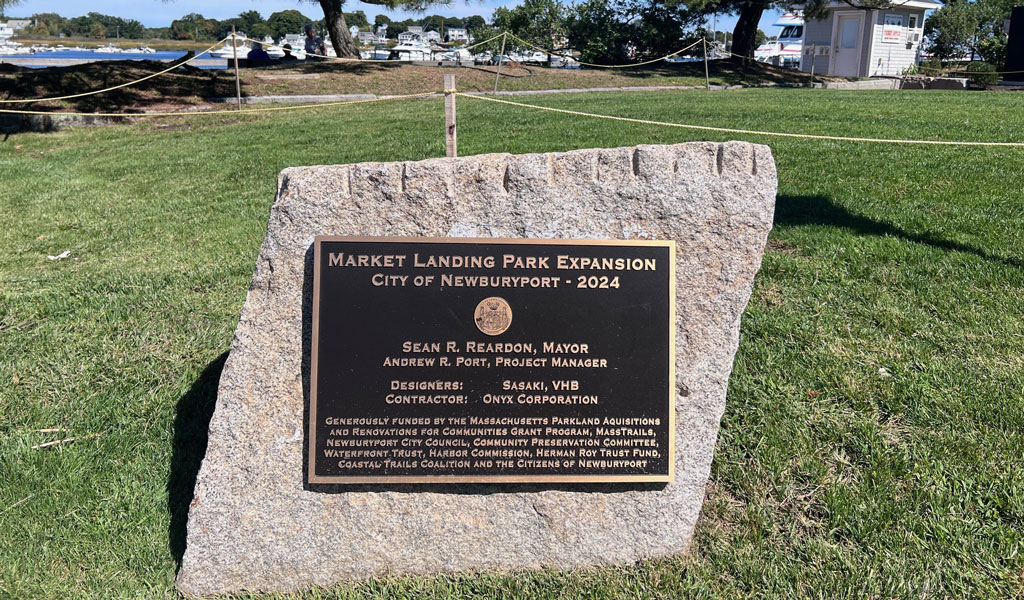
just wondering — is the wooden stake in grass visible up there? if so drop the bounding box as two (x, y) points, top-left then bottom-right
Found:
(703, 37), (711, 91)
(232, 25), (242, 111)
(444, 74), (457, 158)
(494, 32), (507, 94)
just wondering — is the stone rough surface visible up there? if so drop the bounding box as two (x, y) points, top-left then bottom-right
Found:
(176, 142), (777, 596)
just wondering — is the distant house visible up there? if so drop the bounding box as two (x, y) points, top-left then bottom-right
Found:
(445, 27), (469, 42)
(407, 26), (424, 36)
(397, 31), (420, 43)
(376, 25), (388, 40)
(6, 18), (30, 31)
(0, 22), (13, 42)
(358, 31), (378, 45)
(800, 0), (940, 77)
(422, 30), (442, 43)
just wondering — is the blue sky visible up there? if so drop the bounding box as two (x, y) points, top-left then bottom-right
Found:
(5, 0), (785, 34)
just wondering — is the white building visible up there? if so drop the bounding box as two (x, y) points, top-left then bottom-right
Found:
(0, 22), (14, 42)
(422, 30), (442, 43)
(445, 27), (469, 42)
(357, 31), (378, 45)
(376, 25), (388, 40)
(6, 19), (30, 31)
(397, 31), (420, 43)
(800, 0), (940, 77)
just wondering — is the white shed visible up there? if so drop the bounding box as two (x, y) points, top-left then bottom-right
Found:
(800, 0), (940, 77)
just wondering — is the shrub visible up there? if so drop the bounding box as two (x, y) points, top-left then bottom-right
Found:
(966, 61), (998, 86)
(919, 57), (944, 75)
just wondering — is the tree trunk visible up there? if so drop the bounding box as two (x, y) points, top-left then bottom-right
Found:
(730, 0), (769, 63)
(319, 0), (361, 59)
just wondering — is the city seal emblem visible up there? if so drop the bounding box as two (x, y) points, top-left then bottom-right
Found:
(474, 296), (512, 336)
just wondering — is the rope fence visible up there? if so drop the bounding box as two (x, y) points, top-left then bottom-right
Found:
(454, 91), (1024, 148)
(2, 41), (1022, 149)
(502, 33), (704, 69)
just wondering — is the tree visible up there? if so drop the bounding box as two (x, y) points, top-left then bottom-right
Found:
(238, 10), (265, 31)
(493, 0), (567, 55)
(630, 0), (704, 58)
(250, 23), (274, 39)
(171, 13), (219, 41)
(563, 0), (703, 63)
(925, 0), (1013, 66)
(565, 0), (632, 63)
(689, 0), (917, 61)
(31, 12), (66, 35)
(464, 15), (487, 30)
(345, 10), (369, 28)
(310, 0), (469, 59)
(267, 10), (313, 38)
(218, 17), (248, 39)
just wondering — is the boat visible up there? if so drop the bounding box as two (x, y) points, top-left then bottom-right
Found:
(512, 50), (549, 64)
(549, 54), (580, 68)
(754, 13), (803, 67)
(361, 45), (390, 60)
(0, 41), (33, 55)
(124, 45), (156, 54)
(387, 41), (430, 61)
(212, 33), (250, 58)
(95, 43), (123, 53)
(432, 47), (472, 63)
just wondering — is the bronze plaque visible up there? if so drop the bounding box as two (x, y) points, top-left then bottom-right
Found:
(308, 237), (675, 484)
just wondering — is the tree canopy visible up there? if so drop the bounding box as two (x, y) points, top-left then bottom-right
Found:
(925, 0), (1013, 66)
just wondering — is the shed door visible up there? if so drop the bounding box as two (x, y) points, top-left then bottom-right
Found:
(833, 14), (863, 77)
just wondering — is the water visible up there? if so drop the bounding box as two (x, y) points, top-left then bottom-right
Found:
(16, 50), (227, 69)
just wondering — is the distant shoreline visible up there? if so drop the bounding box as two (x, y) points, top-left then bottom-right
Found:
(11, 36), (214, 52)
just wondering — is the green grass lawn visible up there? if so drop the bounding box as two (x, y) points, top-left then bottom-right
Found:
(1, 88), (1022, 599)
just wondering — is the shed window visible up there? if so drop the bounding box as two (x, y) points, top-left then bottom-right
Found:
(909, 15), (918, 29)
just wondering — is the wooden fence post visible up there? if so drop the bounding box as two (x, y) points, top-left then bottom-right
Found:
(703, 37), (711, 91)
(444, 74), (457, 158)
(231, 26), (242, 110)
(494, 32), (507, 94)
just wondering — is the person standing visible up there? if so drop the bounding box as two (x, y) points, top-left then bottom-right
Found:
(304, 24), (326, 59)
(246, 42), (271, 66)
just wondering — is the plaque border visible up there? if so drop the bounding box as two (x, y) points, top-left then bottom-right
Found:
(308, 236), (676, 484)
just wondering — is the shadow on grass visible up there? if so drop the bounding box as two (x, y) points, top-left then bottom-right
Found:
(167, 352), (227, 568)
(776, 194), (1023, 269)
(614, 58), (814, 85)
